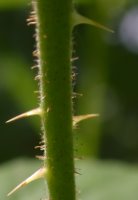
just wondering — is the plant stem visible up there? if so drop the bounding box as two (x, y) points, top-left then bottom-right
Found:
(34, 1), (76, 200)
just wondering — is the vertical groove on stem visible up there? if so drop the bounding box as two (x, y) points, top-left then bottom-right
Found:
(34, 0), (76, 200)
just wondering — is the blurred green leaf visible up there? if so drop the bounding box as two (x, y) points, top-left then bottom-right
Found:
(76, 160), (138, 200)
(1, 159), (138, 200)
(1, 56), (37, 109)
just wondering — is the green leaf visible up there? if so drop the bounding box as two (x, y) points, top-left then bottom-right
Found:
(2, 159), (138, 200)
(76, 160), (138, 200)
(0, 56), (37, 109)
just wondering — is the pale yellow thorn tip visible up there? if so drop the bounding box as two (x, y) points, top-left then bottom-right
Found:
(6, 108), (42, 123)
(7, 167), (46, 197)
(73, 113), (99, 126)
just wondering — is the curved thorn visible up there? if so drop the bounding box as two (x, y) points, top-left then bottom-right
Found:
(7, 167), (46, 196)
(72, 11), (114, 33)
(73, 113), (99, 126)
(6, 108), (42, 123)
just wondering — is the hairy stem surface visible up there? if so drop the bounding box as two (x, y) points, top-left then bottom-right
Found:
(34, 0), (76, 200)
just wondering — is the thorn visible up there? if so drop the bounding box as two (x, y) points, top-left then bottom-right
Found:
(30, 11), (36, 15)
(73, 10), (114, 33)
(34, 145), (42, 149)
(34, 145), (45, 150)
(73, 113), (99, 126)
(31, 65), (38, 69)
(7, 167), (46, 196)
(26, 14), (36, 26)
(6, 108), (42, 123)
(35, 155), (45, 160)
(27, 21), (36, 26)
(74, 170), (82, 175)
(35, 74), (42, 81)
(71, 57), (79, 62)
(72, 92), (83, 97)
(33, 50), (39, 57)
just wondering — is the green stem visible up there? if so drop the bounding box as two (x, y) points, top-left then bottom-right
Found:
(34, 1), (76, 200)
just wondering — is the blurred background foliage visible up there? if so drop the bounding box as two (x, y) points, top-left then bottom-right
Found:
(1, 0), (138, 199)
